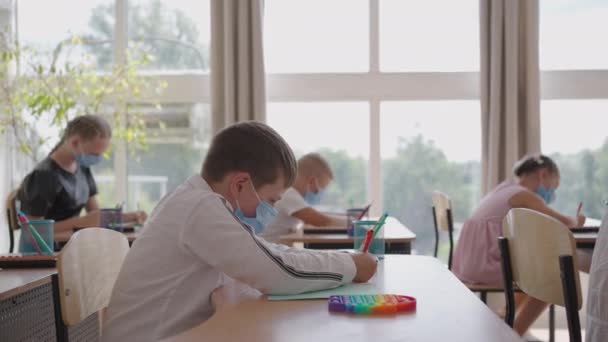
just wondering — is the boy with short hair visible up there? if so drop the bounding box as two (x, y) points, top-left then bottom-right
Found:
(261, 153), (347, 242)
(102, 122), (377, 341)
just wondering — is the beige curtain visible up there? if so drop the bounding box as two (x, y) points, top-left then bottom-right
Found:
(480, 0), (541, 194)
(210, 0), (266, 133)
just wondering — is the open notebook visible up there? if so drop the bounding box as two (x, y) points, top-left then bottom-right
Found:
(267, 282), (380, 301)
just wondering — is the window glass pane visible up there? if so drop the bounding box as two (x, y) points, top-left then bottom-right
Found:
(94, 103), (211, 211)
(540, 0), (608, 70)
(264, 0), (368, 73)
(380, 0), (479, 72)
(128, 0), (210, 71)
(381, 101), (481, 255)
(541, 99), (608, 222)
(267, 102), (369, 209)
(18, 0), (113, 70)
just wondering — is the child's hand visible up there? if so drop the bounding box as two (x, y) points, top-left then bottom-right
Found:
(576, 213), (586, 227)
(350, 252), (378, 283)
(123, 210), (147, 224)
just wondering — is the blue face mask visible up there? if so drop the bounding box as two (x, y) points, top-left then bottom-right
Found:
(75, 154), (102, 168)
(536, 184), (556, 204)
(303, 179), (325, 205)
(234, 182), (278, 234)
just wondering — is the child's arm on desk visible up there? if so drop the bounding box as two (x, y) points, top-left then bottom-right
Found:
(292, 207), (347, 227)
(183, 199), (377, 295)
(211, 278), (262, 313)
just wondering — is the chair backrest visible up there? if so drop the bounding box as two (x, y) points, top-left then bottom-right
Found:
(5, 190), (19, 230)
(5, 190), (19, 253)
(431, 191), (455, 269)
(431, 191), (452, 232)
(502, 208), (582, 308)
(56, 228), (129, 326)
(431, 191), (452, 231)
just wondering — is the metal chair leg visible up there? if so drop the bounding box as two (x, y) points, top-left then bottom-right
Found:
(549, 304), (555, 342)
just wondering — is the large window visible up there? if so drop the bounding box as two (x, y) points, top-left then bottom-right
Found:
(265, 1), (481, 254)
(267, 102), (369, 209)
(540, 0), (608, 70)
(380, 0), (479, 72)
(540, 1), (608, 221)
(381, 101), (481, 253)
(264, 0), (368, 73)
(15, 0), (212, 211)
(541, 100), (608, 221)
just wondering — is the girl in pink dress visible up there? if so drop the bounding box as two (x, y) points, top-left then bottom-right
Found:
(452, 154), (589, 336)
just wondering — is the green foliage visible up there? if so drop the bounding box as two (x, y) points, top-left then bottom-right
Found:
(312, 136), (481, 255)
(316, 148), (367, 208)
(549, 140), (608, 220)
(382, 136), (480, 254)
(0, 30), (167, 161)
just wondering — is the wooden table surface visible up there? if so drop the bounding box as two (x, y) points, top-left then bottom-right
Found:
(280, 217), (416, 245)
(54, 229), (139, 243)
(163, 255), (522, 342)
(0, 268), (56, 301)
(573, 231), (598, 247)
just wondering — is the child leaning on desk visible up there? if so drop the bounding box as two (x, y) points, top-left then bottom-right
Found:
(101, 121), (378, 341)
(260, 152), (347, 242)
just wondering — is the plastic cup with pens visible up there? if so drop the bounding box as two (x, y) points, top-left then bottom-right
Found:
(353, 222), (385, 258)
(16, 212), (54, 255)
(100, 208), (123, 232)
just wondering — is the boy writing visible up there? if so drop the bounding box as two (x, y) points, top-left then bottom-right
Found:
(102, 122), (377, 341)
(261, 153), (347, 242)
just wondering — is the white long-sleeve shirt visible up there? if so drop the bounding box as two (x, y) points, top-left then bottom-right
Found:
(102, 175), (356, 341)
(586, 209), (608, 342)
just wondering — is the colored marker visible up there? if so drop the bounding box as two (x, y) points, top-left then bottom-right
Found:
(361, 229), (374, 253)
(17, 212), (53, 255)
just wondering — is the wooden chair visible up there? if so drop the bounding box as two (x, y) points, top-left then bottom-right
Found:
(499, 208), (582, 342)
(5, 190), (19, 253)
(52, 228), (130, 341)
(432, 191), (504, 303)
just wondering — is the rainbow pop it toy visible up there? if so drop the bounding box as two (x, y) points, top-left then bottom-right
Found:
(328, 294), (416, 314)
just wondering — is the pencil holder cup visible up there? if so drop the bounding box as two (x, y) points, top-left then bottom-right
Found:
(353, 220), (385, 256)
(100, 208), (123, 231)
(18, 219), (54, 255)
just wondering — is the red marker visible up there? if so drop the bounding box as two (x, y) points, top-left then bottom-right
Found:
(361, 229), (374, 253)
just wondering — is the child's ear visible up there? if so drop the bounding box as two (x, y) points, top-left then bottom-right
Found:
(233, 172), (251, 192)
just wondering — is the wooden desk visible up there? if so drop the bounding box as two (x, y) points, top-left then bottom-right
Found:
(280, 217), (416, 254)
(0, 268), (57, 341)
(163, 256), (522, 342)
(574, 231), (598, 249)
(55, 229), (139, 244)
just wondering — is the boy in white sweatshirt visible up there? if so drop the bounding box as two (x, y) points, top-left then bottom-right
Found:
(102, 121), (377, 341)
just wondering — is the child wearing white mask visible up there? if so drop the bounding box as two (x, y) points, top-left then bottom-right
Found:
(261, 152), (346, 242)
